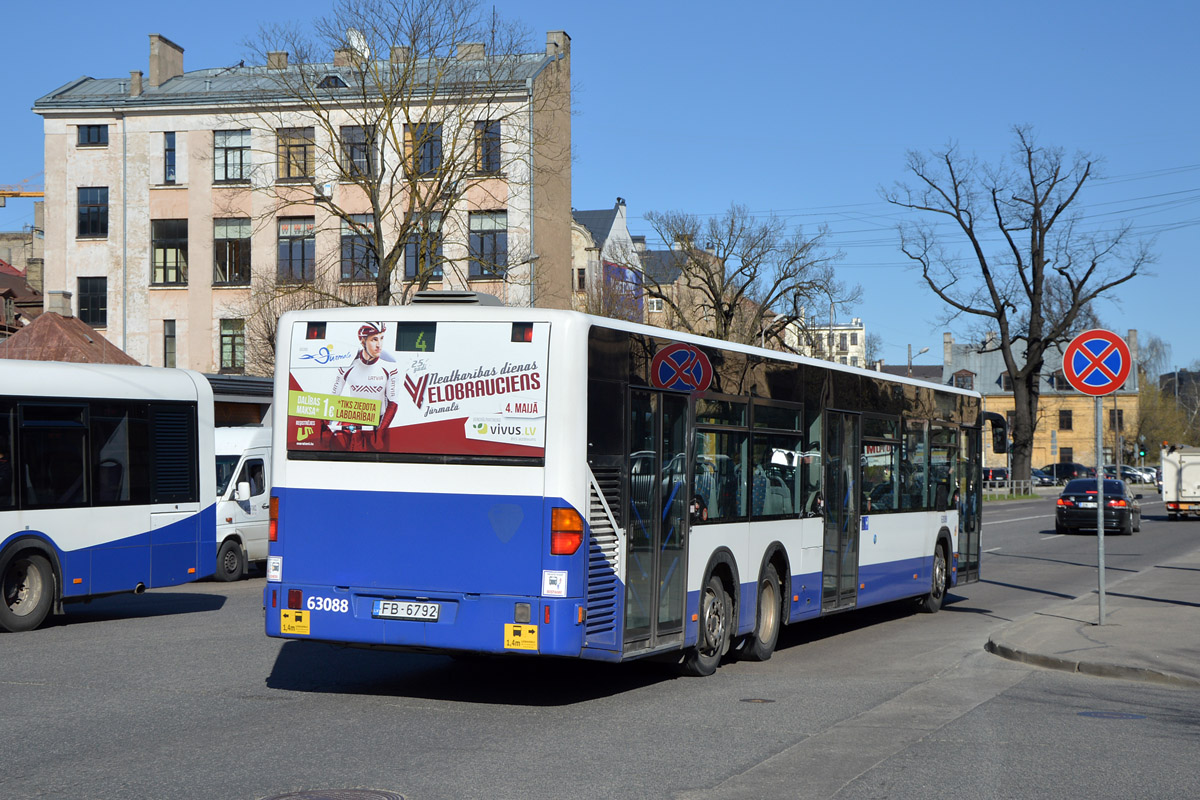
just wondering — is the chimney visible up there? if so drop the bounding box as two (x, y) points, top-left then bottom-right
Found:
(546, 30), (570, 57)
(334, 48), (354, 67)
(1127, 329), (1138, 372)
(148, 34), (184, 88)
(47, 290), (73, 316)
(943, 332), (954, 365)
(390, 45), (410, 64)
(267, 51), (289, 70)
(129, 70), (143, 97)
(631, 235), (646, 253)
(456, 42), (485, 60)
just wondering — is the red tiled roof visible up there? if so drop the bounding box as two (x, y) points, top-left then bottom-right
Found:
(0, 258), (23, 277)
(0, 312), (139, 365)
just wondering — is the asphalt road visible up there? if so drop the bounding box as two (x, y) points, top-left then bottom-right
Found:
(2, 490), (1196, 800)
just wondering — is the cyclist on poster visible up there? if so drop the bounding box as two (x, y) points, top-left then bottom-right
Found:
(327, 321), (398, 451)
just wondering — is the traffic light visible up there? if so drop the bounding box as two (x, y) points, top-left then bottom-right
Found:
(1139, 447), (1146, 458)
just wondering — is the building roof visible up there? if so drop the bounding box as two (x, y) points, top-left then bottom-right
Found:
(0, 258), (23, 277)
(572, 207), (619, 248)
(0, 313), (139, 365)
(639, 249), (683, 285)
(33, 51), (558, 111)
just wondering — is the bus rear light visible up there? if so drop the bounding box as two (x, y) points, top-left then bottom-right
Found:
(288, 589), (302, 609)
(269, 496), (280, 542)
(544, 605), (551, 624)
(550, 507), (584, 555)
(512, 322), (534, 342)
(271, 590), (278, 608)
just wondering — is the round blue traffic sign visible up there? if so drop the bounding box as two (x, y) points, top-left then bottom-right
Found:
(1062, 329), (1131, 397)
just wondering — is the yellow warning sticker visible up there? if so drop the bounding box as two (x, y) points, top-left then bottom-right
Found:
(503, 623), (538, 651)
(281, 609), (310, 635)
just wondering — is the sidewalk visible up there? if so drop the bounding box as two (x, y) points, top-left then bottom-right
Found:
(986, 542), (1200, 688)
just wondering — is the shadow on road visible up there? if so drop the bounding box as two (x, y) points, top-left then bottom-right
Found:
(265, 639), (676, 704)
(51, 590), (227, 626)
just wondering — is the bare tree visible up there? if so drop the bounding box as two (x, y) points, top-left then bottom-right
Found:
(224, 0), (570, 358)
(884, 126), (1153, 480)
(864, 331), (884, 369)
(579, 260), (643, 323)
(636, 204), (856, 347)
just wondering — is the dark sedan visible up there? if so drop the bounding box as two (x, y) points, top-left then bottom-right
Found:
(1055, 478), (1142, 535)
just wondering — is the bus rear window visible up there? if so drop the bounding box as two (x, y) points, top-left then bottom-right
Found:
(285, 319), (549, 460)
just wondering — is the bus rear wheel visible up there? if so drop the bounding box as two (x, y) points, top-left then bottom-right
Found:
(919, 543), (947, 614)
(743, 564), (782, 662)
(683, 575), (731, 677)
(1, 552), (54, 632)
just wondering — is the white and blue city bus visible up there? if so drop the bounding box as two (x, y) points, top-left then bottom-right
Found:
(264, 298), (1004, 674)
(0, 360), (216, 632)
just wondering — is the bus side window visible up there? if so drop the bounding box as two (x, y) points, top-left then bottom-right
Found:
(0, 404), (13, 510)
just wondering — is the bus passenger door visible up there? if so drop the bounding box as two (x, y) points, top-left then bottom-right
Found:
(625, 390), (687, 652)
(959, 428), (982, 583)
(822, 411), (861, 611)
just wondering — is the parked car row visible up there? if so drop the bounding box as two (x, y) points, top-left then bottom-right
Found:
(1040, 462), (1095, 484)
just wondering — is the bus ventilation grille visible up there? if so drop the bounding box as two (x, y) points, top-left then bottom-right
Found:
(586, 467), (622, 637)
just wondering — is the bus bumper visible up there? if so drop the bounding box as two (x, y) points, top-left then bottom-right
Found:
(263, 583), (586, 657)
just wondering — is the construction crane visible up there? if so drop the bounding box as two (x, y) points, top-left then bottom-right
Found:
(0, 174), (45, 207)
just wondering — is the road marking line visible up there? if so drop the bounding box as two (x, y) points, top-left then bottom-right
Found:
(984, 547), (1002, 553)
(983, 513), (1053, 525)
(1041, 534), (1065, 541)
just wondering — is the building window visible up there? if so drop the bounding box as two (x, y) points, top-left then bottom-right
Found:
(77, 277), (106, 327)
(213, 218), (251, 285)
(1001, 373), (1014, 391)
(404, 213), (443, 279)
(839, 356), (848, 365)
(341, 215), (378, 281)
(340, 126), (374, 179)
(77, 125), (108, 146)
(406, 123), (442, 177)
(277, 127), (315, 180)
(576, 268), (587, 292)
(1059, 409), (1073, 430)
(164, 132), (176, 184)
(468, 211), (507, 278)
(163, 320), (176, 368)
(220, 319), (245, 373)
(151, 220), (188, 285)
(850, 332), (858, 346)
(1060, 447), (1074, 463)
(1108, 408), (1124, 431)
(954, 372), (974, 391)
(647, 297), (664, 313)
(77, 187), (108, 238)
(839, 333), (848, 351)
(214, 130), (251, 182)
(475, 120), (501, 174)
(277, 217), (315, 282)
(850, 356), (859, 367)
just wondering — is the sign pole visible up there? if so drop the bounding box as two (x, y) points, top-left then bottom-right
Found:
(1095, 395), (1106, 624)
(1063, 329), (1129, 627)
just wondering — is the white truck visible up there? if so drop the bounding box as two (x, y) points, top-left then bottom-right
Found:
(1161, 444), (1200, 521)
(214, 427), (272, 580)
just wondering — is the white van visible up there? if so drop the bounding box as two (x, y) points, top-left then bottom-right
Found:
(214, 427), (272, 581)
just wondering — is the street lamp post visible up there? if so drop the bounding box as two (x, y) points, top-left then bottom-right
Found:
(908, 345), (929, 378)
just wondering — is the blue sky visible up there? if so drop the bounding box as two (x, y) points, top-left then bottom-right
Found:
(2, 0), (1196, 372)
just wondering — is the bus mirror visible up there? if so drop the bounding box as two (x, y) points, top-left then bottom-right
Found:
(235, 481), (251, 502)
(982, 413), (1007, 454)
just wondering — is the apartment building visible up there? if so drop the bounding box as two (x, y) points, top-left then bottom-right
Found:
(33, 31), (572, 374)
(788, 317), (867, 366)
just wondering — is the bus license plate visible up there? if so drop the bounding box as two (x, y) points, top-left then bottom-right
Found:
(372, 600), (440, 621)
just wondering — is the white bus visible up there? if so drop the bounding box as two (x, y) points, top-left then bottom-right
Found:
(0, 360), (215, 632)
(264, 300), (1004, 674)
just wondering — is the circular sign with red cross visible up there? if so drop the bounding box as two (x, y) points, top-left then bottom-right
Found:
(1062, 329), (1131, 396)
(650, 342), (713, 393)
